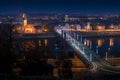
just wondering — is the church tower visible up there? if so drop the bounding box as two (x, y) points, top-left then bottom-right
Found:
(23, 13), (27, 27)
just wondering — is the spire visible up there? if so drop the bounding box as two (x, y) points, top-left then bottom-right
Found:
(23, 13), (27, 20)
(23, 13), (27, 27)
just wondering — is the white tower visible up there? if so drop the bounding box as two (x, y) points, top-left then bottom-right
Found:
(65, 15), (69, 22)
(23, 13), (27, 27)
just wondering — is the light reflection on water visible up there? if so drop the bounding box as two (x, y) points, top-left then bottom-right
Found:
(20, 39), (49, 54)
(81, 37), (120, 58)
(79, 36), (120, 66)
(11, 38), (87, 78)
(22, 41), (36, 51)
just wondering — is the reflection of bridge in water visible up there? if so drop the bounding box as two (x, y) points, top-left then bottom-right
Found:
(55, 27), (120, 74)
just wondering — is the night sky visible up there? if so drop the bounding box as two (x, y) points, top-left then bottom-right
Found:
(1, 0), (120, 15)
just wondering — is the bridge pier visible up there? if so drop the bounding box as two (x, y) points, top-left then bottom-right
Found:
(89, 53), (92, 62)
(82, 47), (85, 52)
(96, 46), (98, 54)
(66, 33), (68, 40)
(77, 34), (79, 41)
(90, 41), (92, 49)
(80, 35), (83, 42)
(77, 43), (80, 48)
(69, 30), (71, 36)
(74, 33), (76, 40)
(62, 30), (64, 38)
(68, 31), (71, 40)
(105, 52), (108, 61)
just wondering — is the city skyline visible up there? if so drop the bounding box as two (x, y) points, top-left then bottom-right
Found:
(0, 1), (120, 79)
(0, 0), (120, 15)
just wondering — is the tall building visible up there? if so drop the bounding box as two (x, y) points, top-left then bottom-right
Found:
(22, 13), (36, 33)
(23, 13), (27, 27)
(65, 15), (69, 22)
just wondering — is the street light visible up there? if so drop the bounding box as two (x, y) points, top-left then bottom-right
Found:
(90, 53), (92, 62)
(82, 47), (85, 52)
(105, 52), (108, 61)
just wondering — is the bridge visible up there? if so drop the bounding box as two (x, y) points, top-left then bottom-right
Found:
(55, 27), (120, 74)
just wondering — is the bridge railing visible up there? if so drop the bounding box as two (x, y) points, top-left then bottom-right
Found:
(55, 28), (111, 62)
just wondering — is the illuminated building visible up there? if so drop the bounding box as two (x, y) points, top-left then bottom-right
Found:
(22, 13), (36, 33)
(14, 13), (46, 34)
(96, 25), (105, 30)
(85, 22), (92, 30)
(76, 25), (81, 31)
(24, 24), (36, 33)
(65, 15), (80, 22)
(109, 25), (114, 29)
